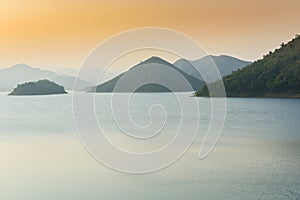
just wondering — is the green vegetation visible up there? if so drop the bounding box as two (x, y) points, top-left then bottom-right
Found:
(196, 35), (300, 97)
(9, 79), (67, 96)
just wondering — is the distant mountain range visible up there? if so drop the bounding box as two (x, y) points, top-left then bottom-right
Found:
(0, 54), (250, 93)
(174, 55), (251, 81)
(196, 35), (300, 97)
(91, 56), (205, 92)
(0, 64), (91, 91)
(56, 67), (117, 83)
(91, 55), (250, 93)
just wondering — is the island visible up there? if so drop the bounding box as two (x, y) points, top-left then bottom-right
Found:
(196, 34), (300, 98)
(9, 79), (67, 96)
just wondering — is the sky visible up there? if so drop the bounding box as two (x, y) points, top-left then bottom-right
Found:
(0, 0), (300, 70)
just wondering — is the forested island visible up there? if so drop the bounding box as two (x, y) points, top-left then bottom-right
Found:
(196, 35), (300, 98)
(9, 79), (67, 96)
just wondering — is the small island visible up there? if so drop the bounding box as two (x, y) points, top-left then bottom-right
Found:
(9, 79), (67, 96)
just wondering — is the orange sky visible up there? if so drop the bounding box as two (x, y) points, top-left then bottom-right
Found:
(0, 0), (299, 70)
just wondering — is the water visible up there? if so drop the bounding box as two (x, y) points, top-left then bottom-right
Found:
(0, 92), (300, 199)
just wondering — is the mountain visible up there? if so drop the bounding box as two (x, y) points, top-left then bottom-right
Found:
(173, 55), (251, 81)
(9, 79), (67, 96)
(56, 67), (117, 83)
(0, 64), (91, 91)
(196, 35), (300, 97)
(56, 67), (78, 77)
(91, 56), (204, 92)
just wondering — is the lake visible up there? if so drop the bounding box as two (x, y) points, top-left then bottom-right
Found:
(0, 92), (299, 200)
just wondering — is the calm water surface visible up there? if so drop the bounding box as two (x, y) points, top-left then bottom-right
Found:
(0, 92), (299, 200)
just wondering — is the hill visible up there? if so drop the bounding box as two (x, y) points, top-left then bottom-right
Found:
(196, 35), (300, 97)
(9, 79), (67, 96)
(0, 64), (91, 91)
(56, 67), (117, 84)
(173, 55), (251, 81)
(92, 56), (204, 93)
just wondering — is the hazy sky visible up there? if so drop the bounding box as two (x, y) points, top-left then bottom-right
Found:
(1, 0), (299, 70)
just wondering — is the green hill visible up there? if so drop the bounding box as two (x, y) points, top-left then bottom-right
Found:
(9, 79), (67, 96)
(91, 56), (204, 93)
(196, 35), (300, 98)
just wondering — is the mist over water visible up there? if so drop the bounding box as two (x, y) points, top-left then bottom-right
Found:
(0, 92), (300, 199)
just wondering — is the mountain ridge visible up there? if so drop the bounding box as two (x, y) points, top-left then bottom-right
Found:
(0, 64), (91, 91)
(92, 56), (204, 93)
(173, 55), (251, 81)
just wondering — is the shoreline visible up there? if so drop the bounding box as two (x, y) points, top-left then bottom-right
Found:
(195, 93), (300, 99)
